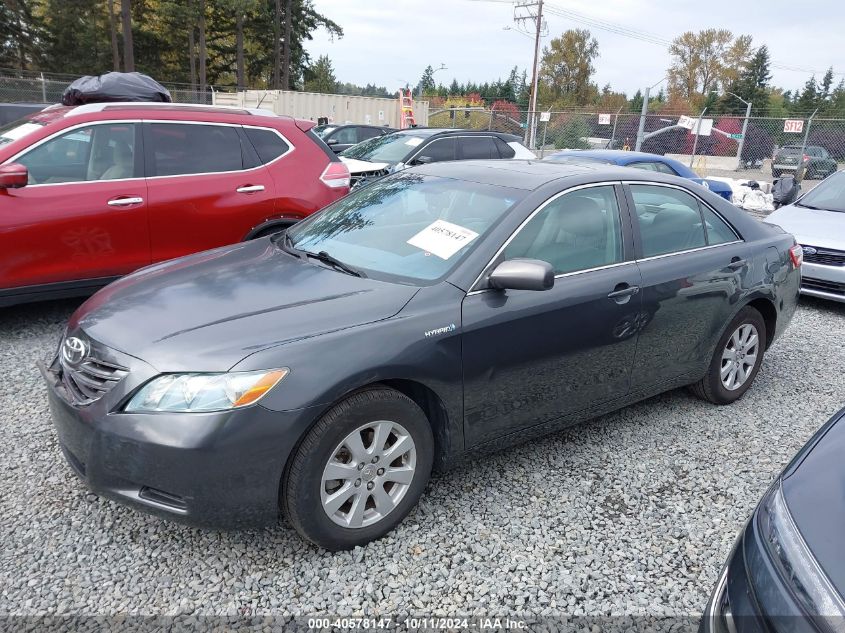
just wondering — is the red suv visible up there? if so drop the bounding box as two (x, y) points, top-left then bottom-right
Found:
(0, 102), (350, 306)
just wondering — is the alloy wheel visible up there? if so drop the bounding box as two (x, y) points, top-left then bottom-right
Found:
(720, 323), (759, 391)
(320, 421), (417, 528)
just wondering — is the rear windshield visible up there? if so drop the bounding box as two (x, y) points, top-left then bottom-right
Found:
(0, 119), (46, 147)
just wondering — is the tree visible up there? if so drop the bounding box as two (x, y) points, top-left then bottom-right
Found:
(721, 44), (771, 116)
(796, 75), (818, 113)
(303, 54), (337, 93)
(106, 0), (120, 70)
(629, 89), (644, 113)
(667, 29), (750, 107)
(539, 28), (599, 105)
(448, 78), (460, 96)
(417, 65), (435, 96)
(120, 0), (133, 71)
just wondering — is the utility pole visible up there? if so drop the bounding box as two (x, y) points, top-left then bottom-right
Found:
(514, 0), (545, 149)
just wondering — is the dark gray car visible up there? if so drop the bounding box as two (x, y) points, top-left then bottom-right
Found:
(41, 161), (801, 550)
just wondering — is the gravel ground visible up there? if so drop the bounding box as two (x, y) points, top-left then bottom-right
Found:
(1, 297), (844, 619)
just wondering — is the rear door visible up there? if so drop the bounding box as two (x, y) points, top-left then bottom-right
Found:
(143, 121), (276, 262)
(1, 121), (149, 290)
(624, 182), (748, 392)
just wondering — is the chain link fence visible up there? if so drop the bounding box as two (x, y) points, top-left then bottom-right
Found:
(429, 106), (845, 183)
(0, 68), (218, 106)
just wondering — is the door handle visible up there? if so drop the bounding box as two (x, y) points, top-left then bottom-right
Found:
(728, 258), (747, 270)
(607, 284), (640, 303)
(107, 196), (144, 206)
(236, 185), (265, 193)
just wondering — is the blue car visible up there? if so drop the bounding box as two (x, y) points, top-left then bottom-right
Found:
(702, 406), (845, 632)
(545, 149), (734, 202)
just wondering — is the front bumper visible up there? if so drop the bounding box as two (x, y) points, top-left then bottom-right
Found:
(700, 514), (819, 633)
(40, 353), (325, 529)
(799, 261), (845, 303)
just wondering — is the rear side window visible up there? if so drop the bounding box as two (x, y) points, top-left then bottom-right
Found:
(460, 136), (498, 159)
(244, 128), (290, 164)
(630, 185), (706, 257)
(148, 123), (243, 176)
(494, 137), (515, 158)
(701, 206), (737, 245)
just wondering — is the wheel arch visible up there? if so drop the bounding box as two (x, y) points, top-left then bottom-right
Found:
(743, 296), (777, 350)
(242, 216), (302, 241)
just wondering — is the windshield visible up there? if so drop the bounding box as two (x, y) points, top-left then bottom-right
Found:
(287, 173), (526, 283)
(0, 119), (46, 147)
(340, 132), (427, 163)
(313, 125), (336, 139)
(796, 171), (845, 212)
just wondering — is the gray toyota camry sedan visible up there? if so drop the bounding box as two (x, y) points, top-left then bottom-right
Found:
(42, 160), (801, 550)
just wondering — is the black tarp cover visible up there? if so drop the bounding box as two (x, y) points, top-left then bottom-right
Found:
(61, 72), (172, 106)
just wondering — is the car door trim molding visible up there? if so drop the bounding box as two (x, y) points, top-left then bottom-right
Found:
(634, 240), (743, 263)
(467, 181), (627, 294)
(3, 119), (295, 187)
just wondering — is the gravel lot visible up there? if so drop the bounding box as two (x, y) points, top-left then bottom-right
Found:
(1, 296), (844, 619)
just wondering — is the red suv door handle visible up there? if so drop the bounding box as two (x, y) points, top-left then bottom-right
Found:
(107, 196), (144, 207)
(236, 185), (265, 194)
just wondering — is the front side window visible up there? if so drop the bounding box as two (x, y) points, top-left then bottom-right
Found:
(504, 185), (623, 275)
(415, 138), (457, 163)
(358, 127), (384, 141)
(287, 173), (526, 283)
(631, 185), (707, 257)
(17, 123), (137, 184)
(148, 123), (243, 176)
(332, 127), (358, 144)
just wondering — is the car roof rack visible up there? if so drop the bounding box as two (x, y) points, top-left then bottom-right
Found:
(65, 102), (278, 118)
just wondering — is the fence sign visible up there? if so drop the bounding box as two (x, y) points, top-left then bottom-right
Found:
(378, 110), (385, 121)
(539, 111), (551, 122)
(677, 115), (695, 130)
(729, 133), (744, 140)
(598, 113), (611, 125)
(784, 119), (804, 133)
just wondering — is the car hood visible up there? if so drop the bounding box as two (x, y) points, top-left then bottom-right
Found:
(340, 156), (392, 173)
(781, 410), (845, 594)
(70, 240), (419, 372)
(765, 205), (845, 251)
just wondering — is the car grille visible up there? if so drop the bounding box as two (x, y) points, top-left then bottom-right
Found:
(802, 276), (845, 296)
(50, 344), (129, 406)
(802, 246), (845, 267)
(350, 169), (389, 188)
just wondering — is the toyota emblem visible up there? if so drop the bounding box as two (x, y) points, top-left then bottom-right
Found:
(61, 337), (89, 366)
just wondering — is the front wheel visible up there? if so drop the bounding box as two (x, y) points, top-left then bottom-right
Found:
(283, 387), (434, 550)
(690, 307), (766, 405)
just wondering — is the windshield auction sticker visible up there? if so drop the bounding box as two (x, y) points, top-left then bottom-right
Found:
(407, 220), (479, 260)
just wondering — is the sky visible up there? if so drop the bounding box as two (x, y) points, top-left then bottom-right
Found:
(305, 0), (845, 98)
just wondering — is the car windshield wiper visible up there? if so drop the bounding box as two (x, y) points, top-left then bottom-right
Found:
(302, 250), (366, 278)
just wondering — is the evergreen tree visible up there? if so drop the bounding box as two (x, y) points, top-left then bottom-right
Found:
(721, 44), (771, 116)
(448, 78), (460, 96)
(795, 75), (818, 113)
(629, 89), (644, 113)
(417, 64), (435, 96)
(303, 53), (337, 93)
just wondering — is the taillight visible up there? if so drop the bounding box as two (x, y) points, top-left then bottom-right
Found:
(320, 162), (351, 190)
(789, 243), (803, 268)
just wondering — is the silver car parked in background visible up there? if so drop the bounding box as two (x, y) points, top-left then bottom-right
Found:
(766, 171), (845, 302)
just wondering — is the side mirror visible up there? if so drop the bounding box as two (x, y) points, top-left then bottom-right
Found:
(326, 138), (339, 146)
(488, 259), (554, 291)
(414, 155), (434, 165)
(0, 163), (28, 189)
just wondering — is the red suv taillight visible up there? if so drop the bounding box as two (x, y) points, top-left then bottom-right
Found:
(789, 243), (803, 268)
(320, 162), (351, 190)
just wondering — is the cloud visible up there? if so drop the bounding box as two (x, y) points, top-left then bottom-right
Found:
(306, 0), (845, 96)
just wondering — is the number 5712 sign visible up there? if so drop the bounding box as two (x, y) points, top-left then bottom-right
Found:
(784, 119), (804, 133)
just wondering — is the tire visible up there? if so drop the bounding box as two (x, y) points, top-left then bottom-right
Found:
(689, 306), (766, 405)
(283, 387), (434, 550)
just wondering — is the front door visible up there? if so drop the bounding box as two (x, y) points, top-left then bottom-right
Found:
(0, 121), (149, 290)
(461, 184), (643, 447)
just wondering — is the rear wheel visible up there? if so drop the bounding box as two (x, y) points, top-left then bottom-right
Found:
(690, 307), (766, 405)
(283, 387), (434, 550)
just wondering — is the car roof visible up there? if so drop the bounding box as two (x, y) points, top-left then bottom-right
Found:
(550, 149), (679, 164)
(395, 128), (519, 140)
(412, 159), (664, 190)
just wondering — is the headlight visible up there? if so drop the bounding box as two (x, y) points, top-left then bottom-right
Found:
(125, 369), (288, 413)
(760, 483), (845, 622)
